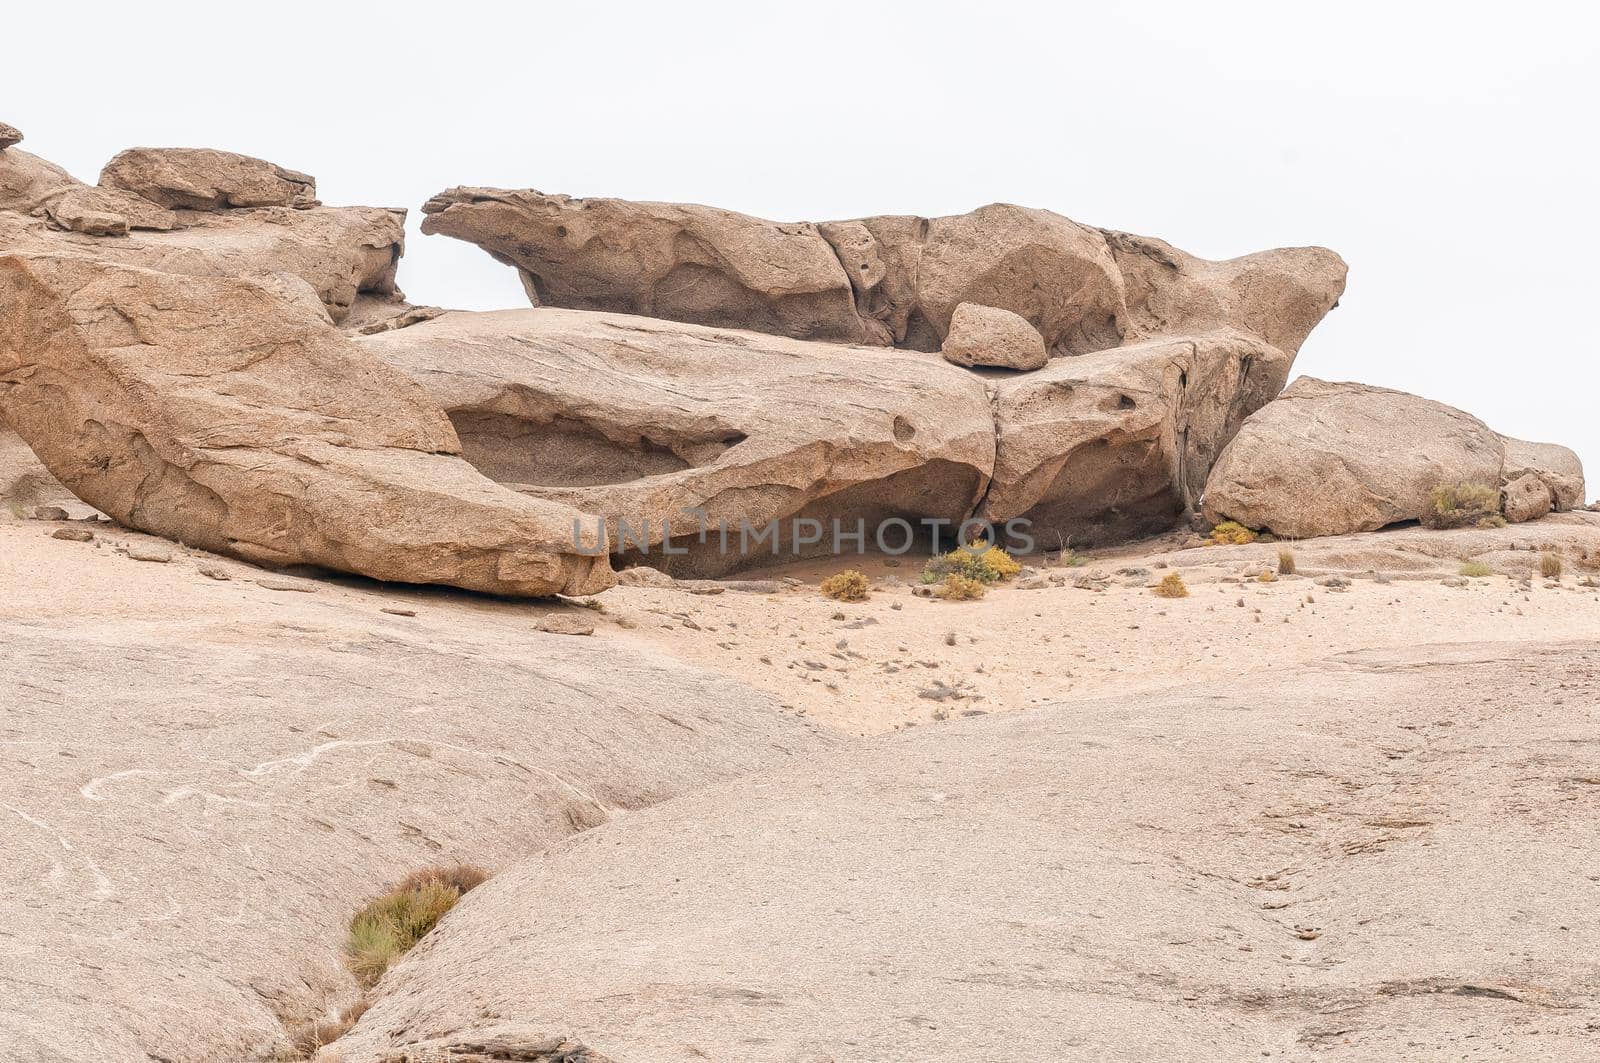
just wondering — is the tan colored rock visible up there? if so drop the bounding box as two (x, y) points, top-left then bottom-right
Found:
(0, 253), (613, 597)
(1501, 471), (1553, 524)
(331, 641), (1600, 1062)
(100, 147), (317, 210)
(982, 330), (1291, 545)
(939, 302), (1048, 370)
(45, 185), (178, 233)
(359, 308), (995, 577)
(0, 122), (21, 150)
(422, 188), (1346, 360)
(1500, 434), (1584, 511)
(0, 528), (831, 1063)
(0, 147), (80, 214)
(1, 417), (78, 514)
(1201, 378), (1508, 538)
(420, 188), (869, 343)
(0, 205), (402, 322)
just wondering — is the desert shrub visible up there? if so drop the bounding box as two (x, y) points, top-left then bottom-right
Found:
(1277, 548), (1296, 576)
(346, 865), (487, 987)
(1540, 552), (1563, 579)
(820, 570), (870, 602)
(1422, 482), (1503, 530)
(921, 543), (1021, 586)
(1257, 569), (1277, 583)
(1210, 521), (1258, 546)
(936, 573), (988, 601)
(1459, 561), (1493, 578)
(1153, 572), (1190, 598)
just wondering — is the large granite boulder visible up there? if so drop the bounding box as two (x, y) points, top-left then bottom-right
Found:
(100, 147), (318, 210)
(1201, 379), (1511, 537)
(359, 308), (996, 576)
(0, 253), (613, 596)
(421, 187), (1346, 360)
(1500, 434), (1585, 513)
(982, 330), (1291, 545)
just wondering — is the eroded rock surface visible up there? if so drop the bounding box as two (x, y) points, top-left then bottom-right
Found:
(0, 254), (612, 596)
(421, 188), (1347, 359)
(360, 308), (995, 576)
(0, 528), (830, 1063)
(1202, 379), (1587, 538)
(100, 146), (318, 210)
(331, 641), (1600, 1062)
(983, 330), (1290, 545)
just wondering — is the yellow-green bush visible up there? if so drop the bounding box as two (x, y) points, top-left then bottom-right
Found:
(820, 570), (870, 602)
(1153, 572), (1189, 598)
(1277, 548), (1296, 575)
(921, 542), (1022, 586)
(1423, 483), (1503, 530)
(1209, 521), (1258, 546)
(936, 573), (988, 601)
(1459, 561), (1493, 578)
(1539, 552), (1563, 579)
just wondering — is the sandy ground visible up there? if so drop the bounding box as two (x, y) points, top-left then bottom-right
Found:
(598, 520), (1600, 735)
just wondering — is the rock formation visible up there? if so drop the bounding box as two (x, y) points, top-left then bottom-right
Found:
(360, 308), (995, 576)
(1201, 378), (1585, 537)
(420, 187), (1347, 359)
(0, 253), (612, 596)
(983, 330), (1290, 544)
(100, 146), (318, 210)
(939, 302), (1048, 370)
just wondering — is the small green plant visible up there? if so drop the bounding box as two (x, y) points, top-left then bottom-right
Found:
(820, 569), (870, 602)
(1539, 552), (1563, 579)
(1423, 483), (1504, 530)
(936, 573), (988, 601)
(1153, 572), (1190, 598)
(1459, 561), (1493, 578)
(345, 865), (487, 987)
(1209, 521), (1257, 546)
(1277, 548), (1296, 576)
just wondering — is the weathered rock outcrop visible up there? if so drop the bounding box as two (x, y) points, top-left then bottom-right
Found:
(983, 330), (1291, 545)
(329, 641), (1600, 1062)
(1200, 378), (1589, 538)
(0, 253), (613, 596)
(360, 308), (996, 576)
(421, 187), (1347, 360)
(100, 147), (318, 210)
(0, 122), (21, 151)
(939, 301), (1048, 370)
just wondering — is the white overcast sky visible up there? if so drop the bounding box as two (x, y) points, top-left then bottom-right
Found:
(8, 2), (1597, 493)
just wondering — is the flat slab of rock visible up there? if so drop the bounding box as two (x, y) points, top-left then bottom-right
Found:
(422, 188), (1347, 359)
(0, 254), (613, 597)
(330, 640), (1600, 1062)
(360, 308), (996, 576)
(1202, 378), (1510, 538)
(100, 147), (317, 210)
(939, 301), (1047, 370)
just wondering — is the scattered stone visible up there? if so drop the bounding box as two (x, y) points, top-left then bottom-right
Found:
(381, 607), (417, 617)
(127, 544), (172, 563)
(32, 505), (68, 521)
(51, 527), (93, 542)
(537, 614), (596, 636)
(940, 302), (1048, 370)
(196, 565), (232, 581)
(257, 578), (316, 593)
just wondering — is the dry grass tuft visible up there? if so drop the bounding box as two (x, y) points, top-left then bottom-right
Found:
(1423, 483), (1504, 530)
(1277, 548), (1296, 576)
(288, 998), (370, 1058)
(1257, 569), (1277, 583)
(1539, 552), (1563, 579)
(936, 573), (988, 601)
(1153, 572), (1190, 598)
(820, 570), (870, 602)
(345, 865), (487, 988)
(1459, 561), (1493, 578)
